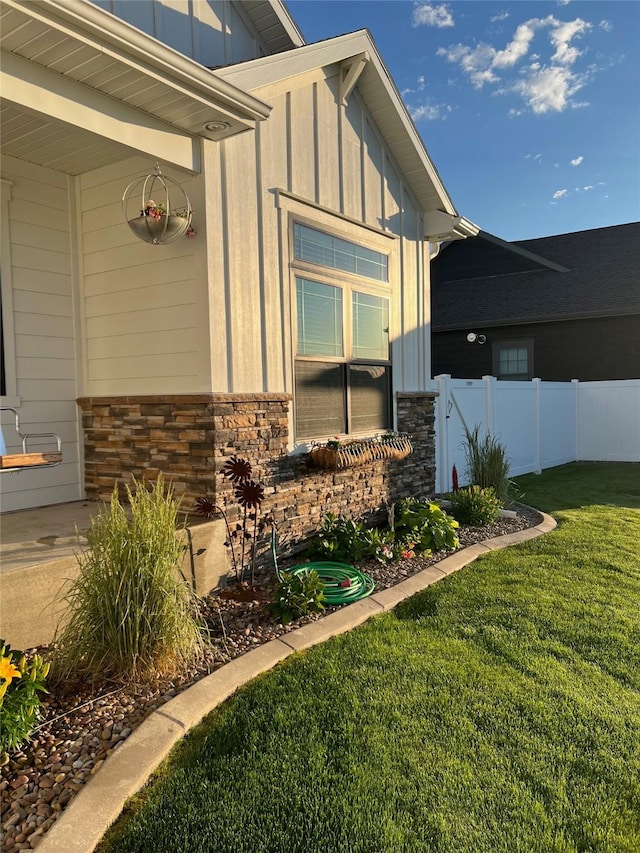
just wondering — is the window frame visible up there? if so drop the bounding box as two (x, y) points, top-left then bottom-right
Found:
(290, 216), (393, 442)
(492, 338), (534, 381)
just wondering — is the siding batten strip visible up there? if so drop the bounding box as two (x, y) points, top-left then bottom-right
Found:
(255, 122), (269, 393)
(219, 144), (234, 393)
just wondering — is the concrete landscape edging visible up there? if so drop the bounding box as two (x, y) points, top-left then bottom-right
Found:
(37, 509), (557, 853)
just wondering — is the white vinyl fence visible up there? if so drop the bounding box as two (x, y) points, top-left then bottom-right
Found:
(428, 375), (640, 493)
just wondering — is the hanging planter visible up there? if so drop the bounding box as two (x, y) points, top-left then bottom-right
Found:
(309, 433), (413, 471)
(122, 164), (193, 245)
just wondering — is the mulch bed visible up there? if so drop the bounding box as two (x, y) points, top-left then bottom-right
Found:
(0, 503), (543, 851)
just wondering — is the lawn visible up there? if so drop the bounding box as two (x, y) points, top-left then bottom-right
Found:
(101, 463), (640, 853)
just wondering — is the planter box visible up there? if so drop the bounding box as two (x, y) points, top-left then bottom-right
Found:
(310, 436), (413, 471)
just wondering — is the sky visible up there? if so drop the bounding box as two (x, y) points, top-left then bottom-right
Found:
(287, 0), (640, 241)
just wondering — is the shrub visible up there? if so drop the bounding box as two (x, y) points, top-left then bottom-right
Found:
(267, 570), (326, 625)
(463, 425), (513, 504)
(0, 642), (50, 755)
(53, 476), (207, 684)
(394, 498), (460, 553)
(310, 514), (392, 564)
(446, 485), (502, 526)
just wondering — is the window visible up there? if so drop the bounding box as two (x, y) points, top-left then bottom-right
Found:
(293, 224), (391, 440)
(493, 340), (533, 381)
(294, 223), (388, 282)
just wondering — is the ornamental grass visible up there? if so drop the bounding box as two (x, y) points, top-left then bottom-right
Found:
(52, 476), (206, 685)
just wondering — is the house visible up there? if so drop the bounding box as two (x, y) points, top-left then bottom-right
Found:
(0, 0), (478, 644)
(431, 223), (640, 382)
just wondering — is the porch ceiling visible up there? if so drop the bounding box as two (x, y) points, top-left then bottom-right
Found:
(0, 0), (272, 170)
(0, 101), (146, 175)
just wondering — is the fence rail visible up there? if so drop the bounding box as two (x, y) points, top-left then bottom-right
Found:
(427, 376), (640, 493)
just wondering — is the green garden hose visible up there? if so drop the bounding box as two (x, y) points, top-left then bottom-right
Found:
(271, 534), (375, 605)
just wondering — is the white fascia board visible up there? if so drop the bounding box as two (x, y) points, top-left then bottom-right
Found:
(4, 0), (271, 126)
(1, 50), (200, 173)
(217, 30), (457, 216)
(268, 0), (306, 47)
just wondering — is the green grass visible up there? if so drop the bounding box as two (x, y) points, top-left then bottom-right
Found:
(101, 463), (640, 853)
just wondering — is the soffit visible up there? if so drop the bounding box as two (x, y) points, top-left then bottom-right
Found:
(0, 101), (141, 174)
(0, 0), (271, 145)
(241, 0), (305, 54)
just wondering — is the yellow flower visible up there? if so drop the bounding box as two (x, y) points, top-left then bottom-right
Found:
(0, 656), (21, 684)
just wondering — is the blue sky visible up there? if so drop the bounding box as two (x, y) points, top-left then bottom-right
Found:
(287, 1), (640, 240)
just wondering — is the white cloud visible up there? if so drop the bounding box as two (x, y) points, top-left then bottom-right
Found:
(410, 101), (453, 121)
(412, 3), (454, 28)
(524, 153), (542, 160)
(550, 18), (591, 65)
(401, 76), (426, 97)
(553, 189), (568, 199)
(437, 13), (595, 113)
(490, 11), (510, 23)
(511, 64), (587, 114)
(570, 155), (584, 166)
(557, 0), (570, 5)
(599, 20), (613, 32)
(583, 185), (593, 191)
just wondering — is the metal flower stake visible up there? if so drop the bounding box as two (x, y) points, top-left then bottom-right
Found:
(194, 457), (269, 589)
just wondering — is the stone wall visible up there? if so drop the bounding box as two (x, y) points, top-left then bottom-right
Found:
(77, 391), (437, 576)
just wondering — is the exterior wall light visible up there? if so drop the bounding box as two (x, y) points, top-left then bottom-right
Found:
(466, 332), (486, 344)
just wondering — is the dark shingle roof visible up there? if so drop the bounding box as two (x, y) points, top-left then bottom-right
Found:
(431, 222), (640, 330)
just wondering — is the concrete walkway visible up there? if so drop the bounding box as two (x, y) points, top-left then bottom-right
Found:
(37, 510), (557, 853)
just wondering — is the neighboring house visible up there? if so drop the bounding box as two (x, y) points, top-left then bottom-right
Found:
(431, 223), (640, 382)
(0, 0), (478, 566)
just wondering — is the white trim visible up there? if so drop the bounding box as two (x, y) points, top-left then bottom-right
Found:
(0, 178), (19, 406)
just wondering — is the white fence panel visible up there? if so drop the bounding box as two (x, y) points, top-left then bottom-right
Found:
(429, 375), (637, 494)
(492, 379), (538, 477)
(577, 380), (640, 462)
(539, 380), (577, 469)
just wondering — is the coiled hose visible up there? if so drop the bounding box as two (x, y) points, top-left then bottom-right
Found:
(271, 534), (375, 605)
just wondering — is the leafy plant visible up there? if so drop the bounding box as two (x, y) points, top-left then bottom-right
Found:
(310, 514), (392, 564)
(463, 425), (513, 504)
(53, 476), (206, 684)
(395, 498), (460, 553)
(0, 642), (50, 756)
(446, 485), (502, 526)
(267, 570), (326, 625)
(195, 457), (271, 587)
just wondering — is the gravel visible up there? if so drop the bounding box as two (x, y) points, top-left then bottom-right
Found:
(0, 503), (543, 851)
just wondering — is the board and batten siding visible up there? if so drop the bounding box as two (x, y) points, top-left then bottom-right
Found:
(0, 157), (82, 511)
(80, 156), (212, 397)
(90, 0), (269, 67)
(213, 67), (432, 400)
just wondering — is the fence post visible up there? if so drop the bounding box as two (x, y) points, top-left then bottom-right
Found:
(533, 377), (542, 473)
(572, 378), (580, 461)
(482, 375), (496, 436)
(434, 374), (450, 493)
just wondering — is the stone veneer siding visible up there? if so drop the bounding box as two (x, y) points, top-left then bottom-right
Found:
(77, 392), (437, 560)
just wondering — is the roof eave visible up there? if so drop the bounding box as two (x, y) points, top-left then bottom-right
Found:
(6, 0), (272, 133)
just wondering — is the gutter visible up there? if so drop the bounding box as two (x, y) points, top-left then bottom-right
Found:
(424, 210), (480, 242)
